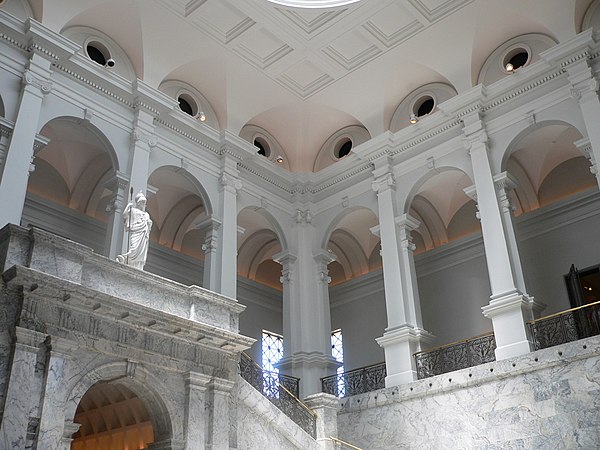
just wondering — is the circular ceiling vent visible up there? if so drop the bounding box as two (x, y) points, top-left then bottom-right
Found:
(266, 0), (361, 7)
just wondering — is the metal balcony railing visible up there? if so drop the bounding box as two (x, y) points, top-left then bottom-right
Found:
(529, 300), (600, 350)
(414, 332), (496, 379)
(239, 352), (316, 438)
(321, 362), (386, 397)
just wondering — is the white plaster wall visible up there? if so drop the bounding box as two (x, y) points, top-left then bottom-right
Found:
(417, 249), (492, 348)
(517, 189), (600, 315)
(237, 279), (283, 364)
(330, 271), (386, 371)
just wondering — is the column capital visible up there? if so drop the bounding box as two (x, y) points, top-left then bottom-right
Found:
(131, 126), (158, 148)
(273, 250), (297, 266)
(23, 69), (52, 96)
(209, 377), (235, 393)
(371, 171), (395, 194)
(575, 137), (598, 174)
(219, 173), (242, 192)
(395, 213), (420, 232)
(293, 208), (313, 224)
(184, 371), (212, 389)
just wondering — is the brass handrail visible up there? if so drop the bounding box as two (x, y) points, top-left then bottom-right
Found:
(413, 331), (495, 356)
(241, 352), (316, 417)
(528, 300), (600, 324)
(330, 436), (363, 450)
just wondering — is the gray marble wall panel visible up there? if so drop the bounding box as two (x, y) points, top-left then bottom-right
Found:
(337, 335), (600, 450)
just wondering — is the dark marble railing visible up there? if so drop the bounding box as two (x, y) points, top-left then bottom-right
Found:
(529, 300), (600, 350)
(239, 353), (316, 438)
(321, 362), (386, 397)
(414, 332), (496, 379)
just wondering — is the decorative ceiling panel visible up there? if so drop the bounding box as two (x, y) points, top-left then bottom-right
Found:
(277, 59), (334, 98)
(190, 1), (256, 44)
(408, 0), (473, 22)
(362, 3), (423, 48)
(234, 28), (294, 69)
(323, 30), (382, 70)
(275, 7), (347, 36)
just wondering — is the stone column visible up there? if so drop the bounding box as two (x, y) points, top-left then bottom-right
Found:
(304, 393), (340, 450)
(563, 55), (600, 189)
(217, 157), (241, 298)
(0, 55), (53, 228)
(207, 378), (235, 450)
(462, 113), (539, 360)
(36, 337), (77, 450)
(0, 327), (47, 449)
(274, 209), (339, 398)
(575, 138), (600, 190)
(128, 108), (157, 198)
(104, 171), (129, 259)
(371, 169), (432, 386)
(198, 217), (222, 291)
(183, 372), (211, 450)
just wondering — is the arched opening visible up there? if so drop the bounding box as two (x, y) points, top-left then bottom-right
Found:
(237, 207), (285, 365)
(406, 169), (491, 349)
(23, 117), (117, 254)
(325, 207), (384, 371)
(144, 166), (211, 286)
(71, 382), (154, 450)
(504, 123), (599, 315)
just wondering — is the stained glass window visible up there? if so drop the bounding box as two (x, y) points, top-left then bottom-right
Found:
(331, 329), (345, 397)
(262, 330), (283, 398)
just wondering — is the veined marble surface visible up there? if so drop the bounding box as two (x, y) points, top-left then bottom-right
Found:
(337, 334), (600, 449)
(233, 377), (320, 450)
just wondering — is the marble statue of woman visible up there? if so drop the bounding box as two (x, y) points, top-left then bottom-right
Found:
(117, 191), (152, 270)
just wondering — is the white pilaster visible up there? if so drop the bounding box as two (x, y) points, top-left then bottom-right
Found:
(371, 167), (433, 386)
(217, 157), (241, 298)
(0, 55), (52, 228)
(198, 216), (222, 291)
(104, 171), (130, 259)
(463, 113), (538, 360)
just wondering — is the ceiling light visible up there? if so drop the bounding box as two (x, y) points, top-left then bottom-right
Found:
(276, 155), (284, 164)
(198, 112), (206, 122)
(505, 62), (514, 72)
(409, 114), (418, 124)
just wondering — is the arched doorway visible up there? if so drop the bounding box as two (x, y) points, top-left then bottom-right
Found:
(71, 382), (154, 450)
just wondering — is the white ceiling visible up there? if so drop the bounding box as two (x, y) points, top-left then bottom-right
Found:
(17, 0), (591, 172)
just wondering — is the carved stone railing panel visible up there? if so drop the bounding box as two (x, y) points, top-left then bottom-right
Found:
(321, 362), (386, 397)
(239, 353), (316, 438)
(529, 301), (600, 350)
(414, 333), (497, 379)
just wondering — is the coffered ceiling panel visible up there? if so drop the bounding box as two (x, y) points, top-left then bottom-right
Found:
(362, 3), (423, 48)
(408, 0), (473, 22)
(189, 1), (256, 44)
(323, 29), (381, 70)
(275, 7), (346, 35)
(234, 27), (294, 69)
(277, 59), (334, 98)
